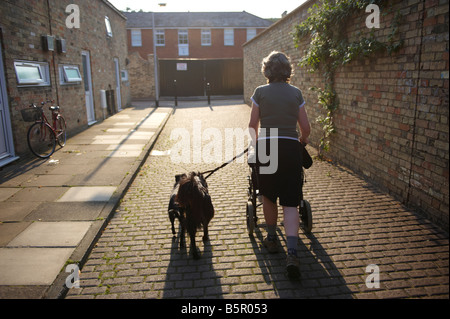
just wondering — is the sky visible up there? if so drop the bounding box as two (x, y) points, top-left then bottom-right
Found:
(108, 0), (308, 19)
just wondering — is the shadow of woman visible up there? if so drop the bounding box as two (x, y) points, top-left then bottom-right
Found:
(250, 226), (354, 299)
(162, 230), (223, 299)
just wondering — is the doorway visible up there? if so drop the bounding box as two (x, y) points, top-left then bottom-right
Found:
(82, 51), (96, 125)
(114, 58), (122, 111)
(0, 35), (18, 167)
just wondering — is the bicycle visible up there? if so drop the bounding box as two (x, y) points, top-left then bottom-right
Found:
(21, 100), (67, 158)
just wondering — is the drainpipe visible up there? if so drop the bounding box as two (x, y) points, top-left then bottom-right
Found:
(406, 0), (426, 205)
(46, 0), (59, 106)
(152, 11), (159, 107)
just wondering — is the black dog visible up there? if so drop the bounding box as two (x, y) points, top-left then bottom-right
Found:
(170, 171), (214, 259)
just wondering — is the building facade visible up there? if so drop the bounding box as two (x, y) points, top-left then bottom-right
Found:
(124, 11), (272, 97)
(0, 0), (131, 164)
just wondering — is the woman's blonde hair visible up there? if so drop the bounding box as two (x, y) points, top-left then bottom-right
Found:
(261, 51), (293, 83)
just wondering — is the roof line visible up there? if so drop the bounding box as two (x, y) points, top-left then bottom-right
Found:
(243, 0), (316, 47)
(102, 0), (127, 20)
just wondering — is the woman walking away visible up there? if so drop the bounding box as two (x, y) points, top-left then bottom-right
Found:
(248, 51), (311, 279)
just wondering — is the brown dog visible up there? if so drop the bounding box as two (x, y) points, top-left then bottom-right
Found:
(175, 172), (214, 259)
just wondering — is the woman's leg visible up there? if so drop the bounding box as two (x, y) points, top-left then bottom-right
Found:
(283, 206), (301, 279)
(283, 206), (299, 256)
(263, 196), (279, 252)
(263, 196), (278, 227)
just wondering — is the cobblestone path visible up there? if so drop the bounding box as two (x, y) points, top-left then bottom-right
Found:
(66, 101), (449, 299)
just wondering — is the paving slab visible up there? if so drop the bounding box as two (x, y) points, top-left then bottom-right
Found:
(57, 187), (117, 202)
(0, 188), (21, 201)
(23, 175), (73, 187)
(7, 221), (92, 247)
(0, 248), (74, 285)
(0, 202), (40, 221)
(24, 202), (107, 221)
(6, 187), (67, 202)
(0, 222), (32, 246)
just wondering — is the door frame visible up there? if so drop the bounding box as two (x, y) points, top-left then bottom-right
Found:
(114, 58), (122, 111)
(82, 51), (96, 125)
(0, 30), (19, 167)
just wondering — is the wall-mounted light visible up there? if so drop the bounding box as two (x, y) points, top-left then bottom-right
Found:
(41, 35), (55, 51)
(57, 38), (67, 53)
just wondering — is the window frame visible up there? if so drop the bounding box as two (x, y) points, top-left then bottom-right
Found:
(121, 69), (129, 82)
(201, 29), (211, 46)
(178, 29), (189, 45)
(178, 29), (189, 56)
(155, 29), (165, 46)
(14, 60), (50, 87)
(247, 28), (257, 42)
(105, 16), (113, 37)
(59, 64), (82, 85)
(131, 29), (142, 47)
(224, 28), (234, 46)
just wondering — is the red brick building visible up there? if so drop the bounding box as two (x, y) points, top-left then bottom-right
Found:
(124, 11), (272, 97)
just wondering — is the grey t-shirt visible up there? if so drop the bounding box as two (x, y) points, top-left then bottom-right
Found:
(251, 82), (305, 139)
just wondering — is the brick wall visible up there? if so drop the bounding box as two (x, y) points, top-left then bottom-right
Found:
(0, 0), (131, 156)
(243, 0), (449, 229)
(127, 51), (155, 99)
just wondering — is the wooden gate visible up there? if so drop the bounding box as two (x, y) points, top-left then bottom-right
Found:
(159, 59), (243, 97)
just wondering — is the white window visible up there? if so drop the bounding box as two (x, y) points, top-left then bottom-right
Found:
(155, 29), (165, 46)
(59, 65), (82, 84)
(201, 29), (211, 46)
(121, 70), (129, 82)
(105, 16), (113, 37)
(178, 29), (189, 56)
(131, 29), (142, 47)
(178, 29), (188, 45)
(247, 28), (257, 41)
(224, 28), (234, 46)
(14, 61), (50, 86)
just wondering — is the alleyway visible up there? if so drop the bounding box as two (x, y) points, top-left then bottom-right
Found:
(65, 100), (449, 299)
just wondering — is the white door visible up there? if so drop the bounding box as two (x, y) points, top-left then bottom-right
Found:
(114, 58), (122, 111)
(82, 51), (96, 125)
(0, 36), (18, 167)
(0, 77), (9, 160)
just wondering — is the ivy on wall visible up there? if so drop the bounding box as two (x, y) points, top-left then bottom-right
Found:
(293, 0), (403, 157)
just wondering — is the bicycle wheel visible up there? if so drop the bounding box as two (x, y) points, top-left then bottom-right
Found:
(55, 115), (67, 147)
(27, 122), (56, 158)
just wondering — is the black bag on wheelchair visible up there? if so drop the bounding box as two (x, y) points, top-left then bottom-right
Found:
(301, 143), (313, 169)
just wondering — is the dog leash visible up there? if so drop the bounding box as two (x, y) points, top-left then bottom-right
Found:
(202, 147), (249, 180)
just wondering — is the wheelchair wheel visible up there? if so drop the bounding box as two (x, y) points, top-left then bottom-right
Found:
(300, 200), (312, 234)
(246, 201), (256, 236)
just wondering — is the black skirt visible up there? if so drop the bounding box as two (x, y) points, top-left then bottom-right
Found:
(256, 138), (303, 207)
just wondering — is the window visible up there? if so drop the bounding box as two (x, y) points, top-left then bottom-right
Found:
(224, 28), (234, 46)
(121, 70), (129, 82)
(59, 65), (82, 84)
(131, 29), (142, 47)
(247, 28), (257, 41)
(201, 29), (211, 46)
(155, 29), (165, 46)
(14, 61), (50, 86)
(178, 29), (188, 45)
(178, 29), (189, 56)
(105, 16), (113, 37)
